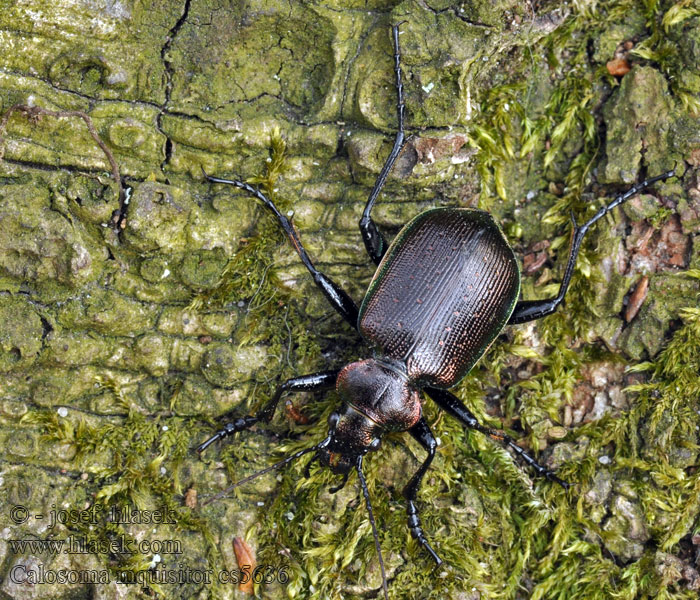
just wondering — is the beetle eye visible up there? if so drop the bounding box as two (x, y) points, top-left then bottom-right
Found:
(328, 412), (339, 429)
(369, 438), (381, 452)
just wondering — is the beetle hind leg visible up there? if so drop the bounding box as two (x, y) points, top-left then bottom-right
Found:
(404, 418), (443, 565)
(360, 23), (408, 266)
(426, 388), (569, 489)
(197, 371), (338, 453)
(508, 169), (675, 325)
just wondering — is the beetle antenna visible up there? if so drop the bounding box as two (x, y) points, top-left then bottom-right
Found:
(203, 436), (331, 506)
(356, 456), (389, 600)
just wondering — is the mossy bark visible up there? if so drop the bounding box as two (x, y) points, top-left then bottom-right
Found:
(1, 1), (699, 600)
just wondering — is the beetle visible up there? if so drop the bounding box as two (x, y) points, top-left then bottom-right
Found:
(198, 24), (675, 599)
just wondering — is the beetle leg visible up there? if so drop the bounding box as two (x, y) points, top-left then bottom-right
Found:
(328, 471), (350, 493)
(405, 417), (443, 565)
(197, 370), (339, 452)
(359, 23), (407, 266)
(508, 169), (675, 324)
(204, 171), (360, 329)
(425, 388), (569, 489)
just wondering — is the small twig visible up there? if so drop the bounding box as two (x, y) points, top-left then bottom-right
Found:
(0, 103), (126, 229)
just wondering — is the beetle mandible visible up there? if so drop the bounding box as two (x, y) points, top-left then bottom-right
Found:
(198, 24), (675, 599)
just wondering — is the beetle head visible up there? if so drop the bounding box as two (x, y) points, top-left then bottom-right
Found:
(317, 409), (382, 475)
(331, 358), (421, 465)
(315, 358), (421, 476)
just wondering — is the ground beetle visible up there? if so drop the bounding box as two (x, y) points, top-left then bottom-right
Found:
(198, 24), (675, 599)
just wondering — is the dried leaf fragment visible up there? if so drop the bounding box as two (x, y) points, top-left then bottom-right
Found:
(184, 488), (197, 509)
(625, 275), (649, 322)
(607, 58), (631, 77)
(233, 537), (256, 595)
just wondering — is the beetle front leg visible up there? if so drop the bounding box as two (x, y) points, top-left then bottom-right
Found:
(404, 417), (443, 565)
(360, 23), (407, 266)
(204, 173), (359, 329)
(425, 388), (569, 489)
(508, 169), (675, 325)
(197, 370), (339, 452)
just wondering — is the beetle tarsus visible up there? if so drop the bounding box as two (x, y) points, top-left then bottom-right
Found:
(196, 416), (259, 453)
(550, 474), (571, 490)
(400, 419), (442, 562)
(197, 372), (339, 453)
(508, 169), (676, 325)
(329, 471), (350, 493)
(407, 499), (443, 565)
(531, 459), (570, 489)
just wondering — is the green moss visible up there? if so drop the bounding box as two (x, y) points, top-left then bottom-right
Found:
(178, 248), (228, 290)
(19, 375), (217, 597)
